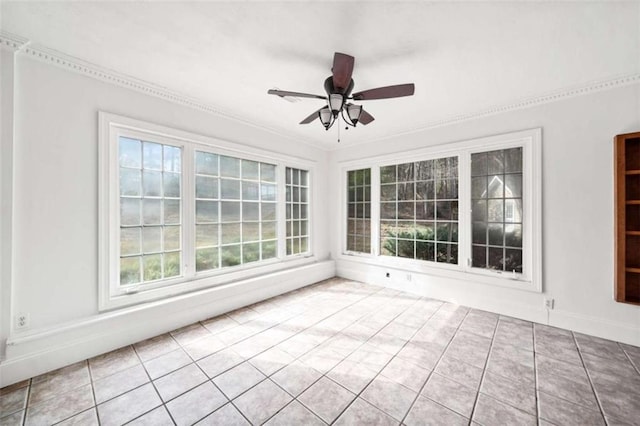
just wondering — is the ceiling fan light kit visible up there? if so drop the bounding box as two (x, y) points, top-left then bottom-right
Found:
(268, 52), (415, 133)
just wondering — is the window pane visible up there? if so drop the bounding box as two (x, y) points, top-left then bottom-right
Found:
(220, 156), (240, 177)
(143, 254), (162, 281)
(221, 179), (240, 199)
(380, 166), (396, 183)
(221, 223), (241, 244)
(243, 243), (260, 263)
(196, 176), (218, 199)
(142, 227), (162, 253)
(262, 203), (276, 221)
(164, 226), (181, 251)
(242, 181), (260, 200)
(143, 142), (162, 170)
(143, 199), (162, 225)
(242, 160), (260, 180)
(196, 152), (218, 176)
(163, 146), (181, 173)
(120, 169), (141, 196)
(221, 202), (240, 222)
(120, 228), (141, 256)
(196, 200), (218, 223)
(196, 247), (218, 272)
(120, 256), (140, 284)
(196, 224), (217, 248)
(164, 199), (181, 225)
(262, 221), (276, 239)
(119, 138), (141, 168)
(261, 164), (276, 182)
(121, 198), (141, 226)
(164, 172), (181, 198)
(243, 222), (260, 242)
(164, 252), (181, 278)
(262, 241), (277, 259)
(261, 184), (276, 201)
(143, 171), (162, 197)
(242, 202), (260, 221)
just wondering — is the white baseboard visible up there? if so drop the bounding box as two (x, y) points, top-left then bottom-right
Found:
(548, 309), (640, 347)
(0, 260), (335, 387)
(336, 259), (640, 347)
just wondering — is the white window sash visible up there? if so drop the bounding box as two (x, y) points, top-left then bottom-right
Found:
(99, 112), (317, 311)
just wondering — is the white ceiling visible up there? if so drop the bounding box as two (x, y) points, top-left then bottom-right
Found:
(2, 1), (639, 148)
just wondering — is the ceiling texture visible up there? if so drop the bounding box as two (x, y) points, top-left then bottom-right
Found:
(2, 1), (639, 148)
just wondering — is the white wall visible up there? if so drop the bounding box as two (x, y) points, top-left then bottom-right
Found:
(0, 51), (334, 386)
(330, 84), (640, 346)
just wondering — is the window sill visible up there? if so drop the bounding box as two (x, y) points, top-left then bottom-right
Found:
(100, 255), (319, 311)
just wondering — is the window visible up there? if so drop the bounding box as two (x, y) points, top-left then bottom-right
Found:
(340, 128), (541, 291)
(346, 168), (371, 253)
(471, 148), (523, 272)
(194, 152), (278, 272)
(118, 138), (183, 285)
(285, 167), (310, 255)
(379, 157), (458, 264)
(99, 113), (315, 310)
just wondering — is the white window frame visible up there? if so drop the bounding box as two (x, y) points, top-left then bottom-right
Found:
(339, 128), (542, 292)
(99, 112), (316, 310)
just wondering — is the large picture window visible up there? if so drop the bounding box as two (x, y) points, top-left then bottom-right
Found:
(99, 113), (315, 310)
(379, 157), (458, 264)
(194, 152), (278, 272)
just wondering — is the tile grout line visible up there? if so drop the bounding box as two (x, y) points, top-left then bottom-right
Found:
(129, 338), (178, 426)
(87, 359), (102, 426)
(618, 342), (640, 376)
(570, 333), (609, 426)
(398, 308), (474, 425)
(533, 323), (541, 426)
(258, 287), (426, 424)
(154, 281), (393, 425)
(309, 295), (434, 424)
(461, 315), (499, 425)
(20, 379), (31, 426)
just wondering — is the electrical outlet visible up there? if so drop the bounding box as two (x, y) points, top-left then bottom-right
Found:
(406, 273), (412, 282)
(544, 298), (555, 310)
(15, 313), (30, 330)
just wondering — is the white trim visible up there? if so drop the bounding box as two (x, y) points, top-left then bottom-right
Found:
(338, 128), (542, 293)
(1, 31), (638, 152)
(99, 112), (318, 310)
(1, 260), (335, 387)
(336, 259), (640, 347)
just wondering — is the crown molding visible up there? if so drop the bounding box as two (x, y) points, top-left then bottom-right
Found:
(0, 31), (327, 151)
(0, 32), (28, 51)
(2, 31), (638, 152)
(331, 72), (640, 150)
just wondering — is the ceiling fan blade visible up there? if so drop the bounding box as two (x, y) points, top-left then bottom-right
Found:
(332, 52), (355, 93)
(359, 109), (375, 125)
(299, 108), (324, 124)
(352, 84), (415, 101)
(268, 89), (326, 100)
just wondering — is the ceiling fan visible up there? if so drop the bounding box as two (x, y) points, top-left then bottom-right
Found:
(268, 52), (415, 131)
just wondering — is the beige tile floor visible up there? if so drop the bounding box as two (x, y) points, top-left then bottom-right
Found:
(1, 277), (639, 425)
